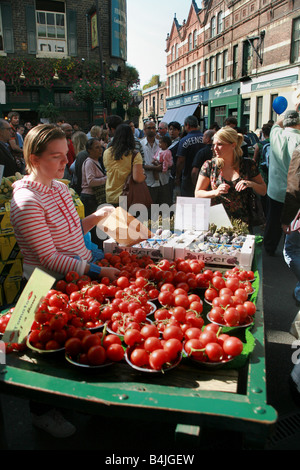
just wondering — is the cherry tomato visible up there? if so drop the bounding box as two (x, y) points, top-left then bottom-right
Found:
(205, 342), (224, 362)
(87, 345), (106, 365)
(222, 336), (243, 357)
(65, 337), (82, 357)
(123, 328), (143, 346)
(130, 348), (149, 367)
(143, 336), (162, 353)
(149, 349), (169, 370)
(106, 343), (124, 362)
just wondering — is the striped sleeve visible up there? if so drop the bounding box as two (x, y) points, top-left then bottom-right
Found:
(11, 190), (88, 276)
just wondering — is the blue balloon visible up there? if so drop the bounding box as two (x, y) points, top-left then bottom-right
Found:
(272, 96), (288, 114)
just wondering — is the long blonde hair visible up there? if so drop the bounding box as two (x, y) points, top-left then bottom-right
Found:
(72, 131), (88, 155)
(213, 126), (244, 169)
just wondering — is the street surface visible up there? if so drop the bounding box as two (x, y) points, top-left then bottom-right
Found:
(0, 229), (300, 451)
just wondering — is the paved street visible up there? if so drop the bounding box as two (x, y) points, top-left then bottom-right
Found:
(0, 230), (300, 451)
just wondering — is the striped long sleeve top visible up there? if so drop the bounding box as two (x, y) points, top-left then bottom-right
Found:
(10, 177), (93, 280)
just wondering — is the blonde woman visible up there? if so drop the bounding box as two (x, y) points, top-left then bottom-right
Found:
(72, 130), (88, 155)
(195, 126), (266, 227)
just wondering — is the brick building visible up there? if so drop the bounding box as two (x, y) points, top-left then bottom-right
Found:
(0, 0), (127, 128)
(163, 0), (300, 132)
(141, 81), (167, 124)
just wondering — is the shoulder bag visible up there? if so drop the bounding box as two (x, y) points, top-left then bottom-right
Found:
(122, 150), (153, 209)
(248, 189), (266, 227)
(83, 158), (107, 205)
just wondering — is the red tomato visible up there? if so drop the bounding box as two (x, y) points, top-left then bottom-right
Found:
(106, 343), (124, 362)
(140, 324), (160, 339)
(222, 337), (243, 357)
(184, 338), (204, 359)
(205, 342), (224, 362)
(65, 271), (80, 283)
(130, 348), (149, 367)
(81, 333), (102, 352)
(65, 337), (82, 357)
(163, 338), (182, 361)
(243, 301), (256, 316)
(123, 328), (143, 346)
(158, 291), (174, 307)
(162, 325), (183, 342)
(143, 336), (162, 353)
(223, 307), (240, 326)
(149, 349), (169, 370)
(87, 345), (106, 365)
(102, 334), (122, 349)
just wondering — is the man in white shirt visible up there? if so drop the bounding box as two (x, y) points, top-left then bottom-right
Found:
(141, 121), (172, 205)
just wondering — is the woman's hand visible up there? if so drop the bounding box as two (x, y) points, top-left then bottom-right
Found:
(215, 182), (230, 195)
(94, 205), (115, 219)
(235, 179), (251, 192)
(100, 266), (120, 280)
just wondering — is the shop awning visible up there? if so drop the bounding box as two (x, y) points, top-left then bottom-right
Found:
(162, 103), (198, 125)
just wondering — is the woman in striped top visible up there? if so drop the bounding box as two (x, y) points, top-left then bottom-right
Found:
(10, 124), (119, 282)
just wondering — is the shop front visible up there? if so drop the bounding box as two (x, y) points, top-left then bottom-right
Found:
(208, 82), (241, 129)
(163, 90), (208, 131)
(240, 68), (300, 132)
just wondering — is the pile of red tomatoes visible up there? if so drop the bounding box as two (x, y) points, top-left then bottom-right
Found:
(2, 251), (257, 369)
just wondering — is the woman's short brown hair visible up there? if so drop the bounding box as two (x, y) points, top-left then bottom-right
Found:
(23, 123), (66, 173)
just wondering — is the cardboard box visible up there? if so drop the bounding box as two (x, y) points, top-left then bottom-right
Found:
(175, 234), (255, 271)
(0, 259), (23, 284)
(0, 203), (14, 234)
(74, 197), (85, 219)
(0, 258), (23, 306)
(100, 207), (153, 247)
(0, 234), (22, 261)
(103, 238), (166, 260)
(0, 279), (22, 306)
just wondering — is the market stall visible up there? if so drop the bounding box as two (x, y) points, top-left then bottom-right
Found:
(0, 200), (277, 450)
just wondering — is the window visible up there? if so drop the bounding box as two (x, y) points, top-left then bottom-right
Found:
(291, 17), (300, 63)
(204, 59), (209, 86)
(171, 46), (174, 61)
(36, 0), (67, 56)
(193, 65), (197, 90)
(216, 53), (221, 82)
(8, 90), (39, 103)
(197, 62), (201, 88)
(0, 9), (3, 51)
(214, 106), (226, 127)
(217, 11), (223, 34)
(242, 40), (252, 76)
(160, 94), (164, 110)
(223, 50), (228, 80)
(188, 67), (192, 91)
(271, 94), (278, 122)
(193, 30), (197, 48)
(175, 74), (178, 95)
(188, 33), (192, 51)
(256, 96), (263, 129)
(241, 99), (251, 132)
(210, 56), (215, 84)
(233, 45), (238, 79)
(211, 16), (216, 38)
(175, 43), (178, 59)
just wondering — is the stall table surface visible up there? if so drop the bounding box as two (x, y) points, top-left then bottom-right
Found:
(0, 244), (277, 449)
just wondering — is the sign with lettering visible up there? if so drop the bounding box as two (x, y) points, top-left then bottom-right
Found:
(2, 268), (55, 345)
